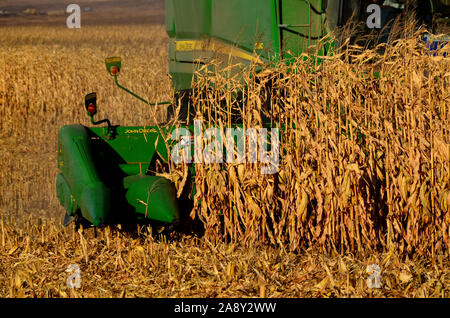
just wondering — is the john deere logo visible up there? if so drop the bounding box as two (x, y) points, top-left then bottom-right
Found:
(124, 128), (157, 134)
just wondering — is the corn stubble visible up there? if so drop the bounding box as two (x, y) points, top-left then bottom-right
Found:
(0, 25), (449, 297)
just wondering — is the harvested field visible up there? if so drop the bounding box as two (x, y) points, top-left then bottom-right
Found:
(0, 11), (449, 297)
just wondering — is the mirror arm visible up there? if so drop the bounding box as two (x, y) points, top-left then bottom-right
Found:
(113, 75), (171, 106)
(90, 116), (113, 136)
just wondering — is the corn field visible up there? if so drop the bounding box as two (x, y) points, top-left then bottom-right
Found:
(0, 24), (449, 297)
(181, 34), (450, 256)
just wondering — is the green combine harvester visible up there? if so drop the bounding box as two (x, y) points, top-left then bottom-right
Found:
(57, 0), (449, 229)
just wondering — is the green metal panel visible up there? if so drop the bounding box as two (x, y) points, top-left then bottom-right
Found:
(57, 125), (111, 226)
(165, 0), (175, 37)
(57, 124), (179, 225)
(171, 0), (211, 38)
(56, 173), (76, 216)
(166, 0), (327, 91)
(124, 175), (179, 224)
(88, 126), (162, 174)
(210, 0), (278, 56)
(278, 0), (324, 58)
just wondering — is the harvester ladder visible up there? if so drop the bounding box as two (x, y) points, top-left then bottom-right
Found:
(277, 0), (313, 56)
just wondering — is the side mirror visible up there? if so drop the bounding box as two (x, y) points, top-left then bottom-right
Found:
(84, 92), (113, 136)
(105, 56), (121, 76)
(85, 92), (97, 116)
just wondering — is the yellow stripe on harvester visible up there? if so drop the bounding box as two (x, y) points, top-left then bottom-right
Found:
(176, 39), (263, 64)
(105, 56), (121, 64)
